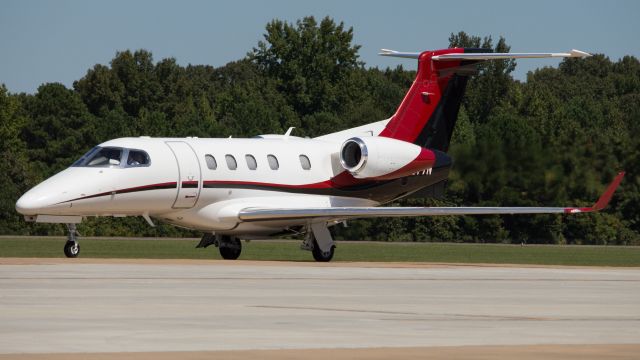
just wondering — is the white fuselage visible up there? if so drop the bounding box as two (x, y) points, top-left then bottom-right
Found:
(16, 135), (383, 235)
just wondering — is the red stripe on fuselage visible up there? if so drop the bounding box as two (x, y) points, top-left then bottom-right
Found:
(181, 181), (199, 188)
(202, 179), (333, 189)
(59, 181), (178, 203)
(201, 171), (377, 190)
(116, 182), (178, 194)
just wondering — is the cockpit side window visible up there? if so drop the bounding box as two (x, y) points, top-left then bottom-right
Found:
(84, 147), (123, 167)
(126, 150), (150, 167)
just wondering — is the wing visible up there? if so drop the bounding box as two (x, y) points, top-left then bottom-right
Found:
(238, 172), (624, 222)
(379, 49), (591, 60)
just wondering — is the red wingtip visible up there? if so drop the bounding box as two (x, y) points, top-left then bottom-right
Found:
(592, 171), (625, 211)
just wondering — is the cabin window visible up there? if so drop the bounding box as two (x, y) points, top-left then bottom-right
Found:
(267, 154), (279, 170)
(205, 154), (217, 170)
(299, 154), (311, 170)
(225, 155), (237, 170)
(245, 154), (257, 170)
(85, 147), (123, 167)
(126, 150), (150, 167)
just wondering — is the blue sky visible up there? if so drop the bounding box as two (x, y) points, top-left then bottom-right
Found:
(1, 0), (638, 93)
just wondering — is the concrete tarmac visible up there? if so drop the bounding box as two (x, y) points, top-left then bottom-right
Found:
(1, 259), (639, 358)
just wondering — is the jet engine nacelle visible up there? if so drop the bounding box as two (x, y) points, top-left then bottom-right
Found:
(339, 136), (436, 180)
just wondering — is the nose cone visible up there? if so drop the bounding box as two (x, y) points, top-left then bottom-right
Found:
(16, 190), (46, 215)
(15, 168), (78, 216)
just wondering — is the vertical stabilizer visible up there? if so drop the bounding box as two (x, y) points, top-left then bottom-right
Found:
(378, 48), (483, 152)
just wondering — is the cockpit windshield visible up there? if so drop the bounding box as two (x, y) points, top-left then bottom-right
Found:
(72, 147), (150, 168)
(88, 148), (122, 167)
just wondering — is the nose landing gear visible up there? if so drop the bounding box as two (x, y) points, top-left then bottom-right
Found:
(64, 223), (80, 258)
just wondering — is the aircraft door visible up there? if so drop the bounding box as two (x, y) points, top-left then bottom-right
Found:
(165, 141), (202, 208)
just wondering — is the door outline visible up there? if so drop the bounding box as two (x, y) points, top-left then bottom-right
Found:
(165, 141), (202, 209)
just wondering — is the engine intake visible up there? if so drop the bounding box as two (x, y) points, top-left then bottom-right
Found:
(340, 137), (367, 173)
(339, 137), (436, 180)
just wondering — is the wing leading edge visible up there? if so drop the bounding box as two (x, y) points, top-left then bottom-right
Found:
(238, 172), (625, 222)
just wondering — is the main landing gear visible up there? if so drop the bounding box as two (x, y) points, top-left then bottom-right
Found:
(219, 237), (242, 260)
(64, 223), (80, 258)
(196, 233), (242, 260)
(197, 223), (336, 262)
(301, 222), (335, 262)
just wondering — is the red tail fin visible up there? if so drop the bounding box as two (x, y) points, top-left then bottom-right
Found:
(379, 48), (480, 152)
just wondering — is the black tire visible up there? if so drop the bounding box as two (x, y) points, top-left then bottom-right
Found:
(64, 241), (80, 258)
(312, 240), (335, 262)
(219, 238), (242, 260)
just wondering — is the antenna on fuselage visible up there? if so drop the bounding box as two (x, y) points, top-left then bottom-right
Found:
(284, 127), (295, 139)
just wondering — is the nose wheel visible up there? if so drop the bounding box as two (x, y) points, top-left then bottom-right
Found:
(64, 224), (80, 258)
(64, 240), (80, 258)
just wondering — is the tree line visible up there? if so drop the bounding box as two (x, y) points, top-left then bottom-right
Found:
(1, 16), (638, 244)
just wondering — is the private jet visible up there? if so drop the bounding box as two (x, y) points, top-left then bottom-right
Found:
(16, 47), (625, 261)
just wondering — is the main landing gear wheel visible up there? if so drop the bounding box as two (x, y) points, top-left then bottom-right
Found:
(312, 239), (335, 262)
(64, 223), (80, 258)
(219, 236), (242, 260)
(64, 240), (80, 258)
(302, 223), (336, 262)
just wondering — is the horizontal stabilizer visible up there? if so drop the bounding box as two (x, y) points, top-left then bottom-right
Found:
(379, 49), (420, 59)
(379, 48), (591, 60)
(238, 172), (624, 222)
(432, 49), (591, 61)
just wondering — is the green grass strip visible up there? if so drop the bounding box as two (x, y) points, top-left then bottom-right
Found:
(1, 238), (639, 266)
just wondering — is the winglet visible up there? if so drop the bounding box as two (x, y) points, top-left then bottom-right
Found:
(593, 171), (625, 210)
(565, 172), (625, 213)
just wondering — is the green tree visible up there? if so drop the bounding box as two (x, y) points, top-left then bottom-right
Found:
(250, 16), (362, 123)
(449, 31), (516, 124)
(21, 83), (96, 177)
(0, 85), (36, 233)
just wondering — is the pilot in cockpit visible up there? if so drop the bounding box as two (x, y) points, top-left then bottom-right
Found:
(127, 150), (148, 167)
